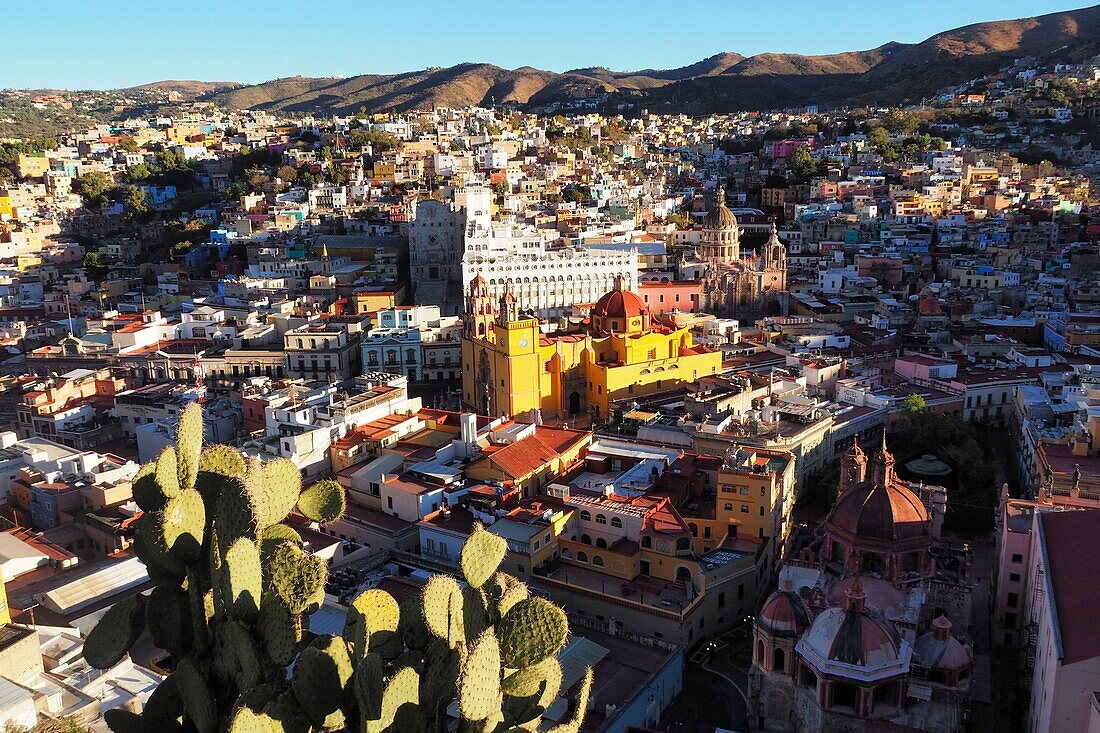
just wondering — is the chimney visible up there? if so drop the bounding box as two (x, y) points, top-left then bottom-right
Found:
(459, 412), (478, 454)
(932, 615), (952, 641)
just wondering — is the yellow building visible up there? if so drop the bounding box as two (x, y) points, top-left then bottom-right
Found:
(15, 155), (49, 180)
(461, 275), (723, 420)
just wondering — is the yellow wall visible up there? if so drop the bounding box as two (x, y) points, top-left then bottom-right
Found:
(462, 313), (723, 419)
(16, 155), (49, 179)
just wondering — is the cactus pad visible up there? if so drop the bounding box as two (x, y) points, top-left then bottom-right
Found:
(497, 598), (568, 669)
(83, 593), (146, 669)
(502, 657), (561, 698)
(368, 666), (419, 733)
(176, 402), (204, 491)
(145, 585), (191, 659)
(103, 708), (144, 733)
(155, 446), (182, 499)
(422, 574), (465, 648)
(268, 542), (326, 615)
(256, 594), (301, 667)
(258, 458), (302, 526)
(546, 666), (592, 733)
(176, 657), (218, 733)
(222, 537), (263, 620)
(227, 707), (280, 733)
(345, 588), (401, 662)
(354, 652), (384, 720)
(259, 524), (303, 563)
(295, 479), (345, 524)
(162, 488), (205, 562)
(216, 476), (262, 545)
(458, 628), (503, 723)
(460, 525), (507, 588)
(498, 582), (529, 618)
(291, 635), (353, 730)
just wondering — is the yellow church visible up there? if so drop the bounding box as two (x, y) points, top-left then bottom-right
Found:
(461, 274), (723, 421)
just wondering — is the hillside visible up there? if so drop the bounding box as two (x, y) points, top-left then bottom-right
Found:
(198, 4), (1100, 114)
(126, 80), (240, 96)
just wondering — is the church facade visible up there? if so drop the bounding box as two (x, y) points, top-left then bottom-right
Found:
(681, 188), (788, 318)
(460, 275), (723, 422)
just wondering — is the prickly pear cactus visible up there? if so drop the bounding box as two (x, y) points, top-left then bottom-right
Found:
(88, 402), (590, 733)
(85, 402), (350, 733)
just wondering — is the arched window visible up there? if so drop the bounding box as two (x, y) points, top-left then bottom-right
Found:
(755, 639), (765, 663)
(773, 647), (786, 672)
(595, 514), (607, 525)
(576, 551), (588, 563)
(595, 537), (607, 549)
(675, 537), (690, 551)
(580, 534), (592, 545)
(688, 523), (698, 537)
(580, 510), (591, 522)
(592, 556), (604, 567)
(724, 502), (733, 512)
(610, 517), (622, 528)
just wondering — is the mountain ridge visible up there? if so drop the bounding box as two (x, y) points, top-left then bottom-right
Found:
(141, 4), (1100, 114)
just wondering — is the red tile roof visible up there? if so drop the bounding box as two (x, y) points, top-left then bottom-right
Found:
(1038, 509), (1100, 665)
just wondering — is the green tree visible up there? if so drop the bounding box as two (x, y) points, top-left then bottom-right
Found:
(122, 186), (149, 220)
(786, 146), (817, 180)
(666, 212), (692, 229)
(491, 181), (509, 197)
(883, 109), (921, 136)
(901, 394), (927, 413)
(348, 128), (400, 153)
(127, 163), (152, 182)
(73, 171), (110, 206)
(118, 134), (140, 152)
(82, 251), (108, 280)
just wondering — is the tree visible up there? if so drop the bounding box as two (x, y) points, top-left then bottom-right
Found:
(73, 171), (110, 206)
(122, 186), (149, 220)
(276, 164), (298, 184)
(127, 163), (152, 182)
(901, 394), (927, 413)
(118, 134), (139, 152)
(348, 128), (400, 153)
(82, 252), (107, 280)
(883, 109), (921, 136)
(83, 405), (591, 733)
(491, 181), (509, 198)
(666, 212), (692, 229)
(786, 146), (817, 180)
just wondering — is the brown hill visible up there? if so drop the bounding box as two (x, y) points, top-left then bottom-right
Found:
(202, 4), (1100, 114)
(126, 80), (240, 96)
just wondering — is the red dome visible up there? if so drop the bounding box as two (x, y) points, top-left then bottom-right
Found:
(592, 288), (648, 320)
(759, 590), (811, 637)
(826, 481), (929, 542)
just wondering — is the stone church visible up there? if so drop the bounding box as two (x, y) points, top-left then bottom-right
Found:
(681, 188), (788, 318)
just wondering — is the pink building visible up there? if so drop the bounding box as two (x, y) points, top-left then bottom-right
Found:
(638, 280), (702, 315)
(892, 353), (958, 382)
(770, 137), (814, 160)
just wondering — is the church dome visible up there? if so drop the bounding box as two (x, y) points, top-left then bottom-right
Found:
(798, 579), (907, 674)
(703, 187), (738, 231)
(759, 588), (812, 637)
(591, 275), (650, 336)
(592, 288), (647, 321)
(826, 480), (930, 542)
(914, 616), (971, 673)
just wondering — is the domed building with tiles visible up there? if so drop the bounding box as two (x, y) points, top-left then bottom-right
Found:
(747, 436), (976, 733)
(461, 274), (723, 422)
(680, 188), (789, 318)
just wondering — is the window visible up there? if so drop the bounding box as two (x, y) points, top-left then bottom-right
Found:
(741, 504), (750, 513)
(592, 556), (604, 567)
(576, 551), (588, 563)
(760, 506), (765, 516)
(610, 517), (622, 528)
(580, 510), (591, 522)
(1011, 553), (1023, 564)
(724, 502), (733, 511)
(1004, 612), (1017, 629)
(718, 591), (726, 609)
(1009, 572), (1021, 583)
(1007, 592), (1018, 608)
(595, 514), (607, 525)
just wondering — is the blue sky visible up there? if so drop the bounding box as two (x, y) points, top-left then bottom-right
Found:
(5, 1), (1095, 89)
